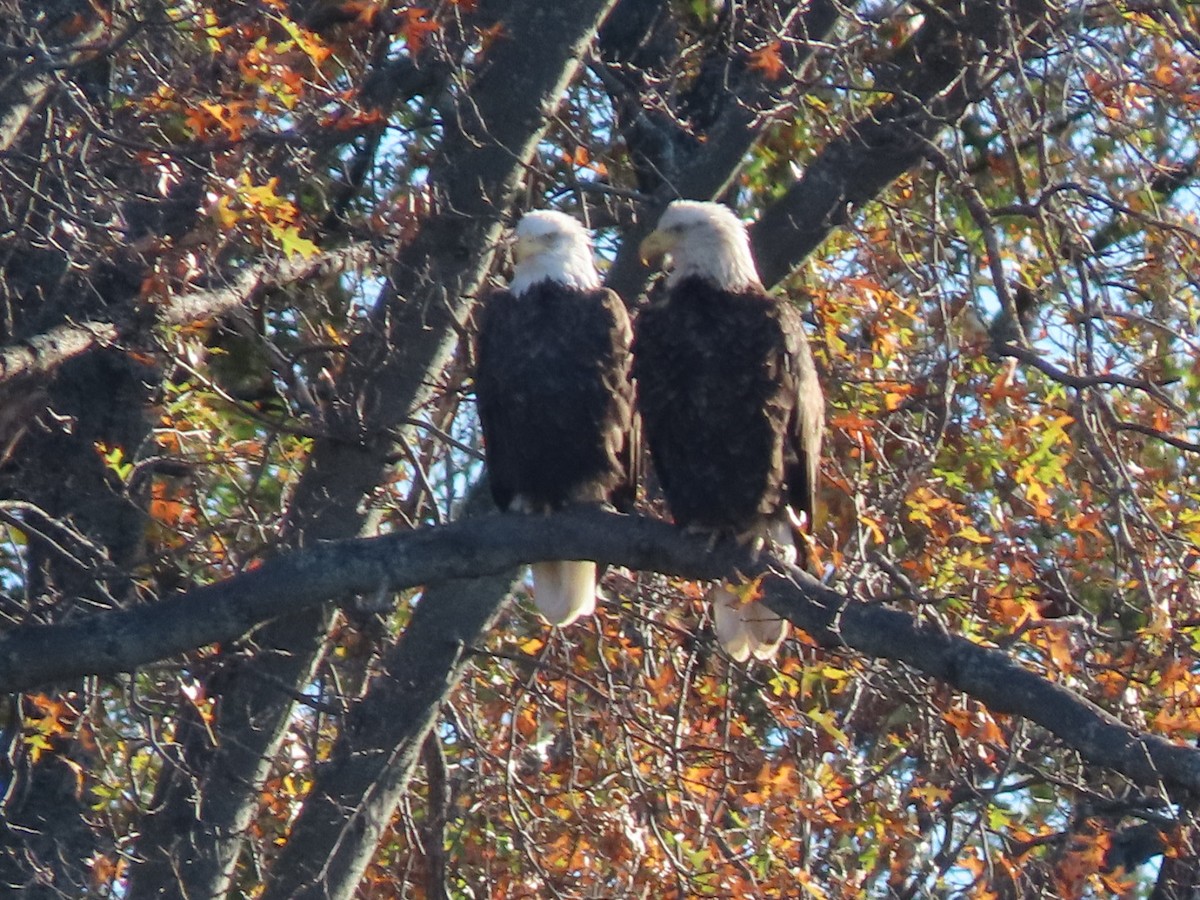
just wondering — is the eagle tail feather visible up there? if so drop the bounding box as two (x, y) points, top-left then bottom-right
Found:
(711, 587), (788, 663)
(711, 586), (753, 663)
(531, 560), (597, 626)
(746, 601), (787, 660)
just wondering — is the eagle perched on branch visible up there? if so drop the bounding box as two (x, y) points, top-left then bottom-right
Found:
(476, 211), (634, 626)
(634, 201), (824, 661)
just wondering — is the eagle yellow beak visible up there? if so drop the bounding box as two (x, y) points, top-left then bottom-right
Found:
(511, 234), (537, 263)
(639, 229), (674, 268)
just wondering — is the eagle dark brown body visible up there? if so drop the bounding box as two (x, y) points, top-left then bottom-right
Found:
(477, 281), (634, 517)
(634, 276), (823, 553)
(634, 199), (824, 660)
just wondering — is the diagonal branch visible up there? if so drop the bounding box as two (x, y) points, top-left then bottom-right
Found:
(260, 567), (515, 900)
(4, 508), (1200, 798)
(995, 340), (1186, 413)
(752, 0), (1057, 288)
(0, 19), (111, 153)
(261, 480), (507, 900)
(603, 0), (845, 300)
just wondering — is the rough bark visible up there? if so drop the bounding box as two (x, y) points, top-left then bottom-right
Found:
(0, 7), (158, 889)
(0, 12), (109, 153)
(0, 244), (371, 389)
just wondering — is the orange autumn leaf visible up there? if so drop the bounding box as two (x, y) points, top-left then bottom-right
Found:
(942, 706), (971, 738)
(339, 0), (382, 27)
(150, 481), (194, 528)
(400, 7), (439, 55)
(750, 41), (786, 81)
(475, 20), (506, 55)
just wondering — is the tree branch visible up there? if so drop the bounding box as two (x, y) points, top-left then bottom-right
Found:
(261, 478), (507, 900)
(603, 0), (844, 300)
(4, 508), (1200, 798)
(259, 567), (513, 900)
(0, 243), (373, 389)
(752, 0), (1056, 288)
(0, 19), (110, 153)
(996, 341), (1185, 413)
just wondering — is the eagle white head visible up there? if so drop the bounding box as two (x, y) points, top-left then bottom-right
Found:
(639, 200), (761, 292)
(508, 210), (601, 296)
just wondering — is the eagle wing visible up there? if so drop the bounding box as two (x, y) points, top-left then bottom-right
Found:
(778, 301), (824, 535)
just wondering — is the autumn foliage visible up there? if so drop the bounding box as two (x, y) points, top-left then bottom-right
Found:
(2, 1), (1200, 898)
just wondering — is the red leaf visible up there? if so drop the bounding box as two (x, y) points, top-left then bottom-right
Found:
(750, 41), (786, 81)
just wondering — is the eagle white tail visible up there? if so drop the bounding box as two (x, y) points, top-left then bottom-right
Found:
(745, 602), (787, 660)
(530, 560), (597, 626)
(711, 586), (753, 662)
(710, 586), (787, 662)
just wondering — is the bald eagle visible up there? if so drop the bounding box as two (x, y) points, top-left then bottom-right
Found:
(634, 200), (824, 661)
(476, 210), (634, 626)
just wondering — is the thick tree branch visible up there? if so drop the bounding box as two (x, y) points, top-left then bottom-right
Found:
(0, 19), (110, 153)
(604, 0), (844, 300)
(4, 508), (1200, 799)
(0, 320), (118, 387)
(0, 511), (717, 691)
(257, 478), (502, 900)
(259, 568), (513, 900)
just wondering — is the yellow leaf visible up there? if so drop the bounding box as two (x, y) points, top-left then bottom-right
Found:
(957, 524), (992, 544)
(277, 15), (332, 64)
(910, 784), (951, 805)
(214, 198), (239, 230)
(519, 637), (544, 655)
(820, 665), (851, 681)
(859, 513), (885, 544)
(275, 225), (319, 259)
(807, 708), (849, 746)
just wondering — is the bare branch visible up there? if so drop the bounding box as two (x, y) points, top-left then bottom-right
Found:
(996, 341), (1186, 413)
(1112, 421), (1200, 455)
(0, 243), (373, 389)
(0, 19), (110, 153)
(603, 0), (844, 299)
